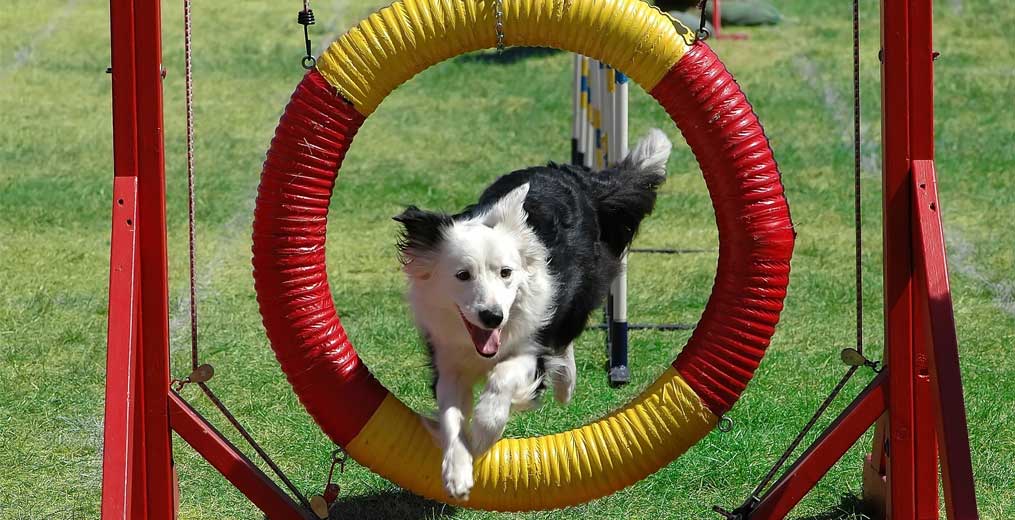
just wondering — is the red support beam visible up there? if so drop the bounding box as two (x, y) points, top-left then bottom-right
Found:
(907, 3), (941, 516)
(751, 373), (888, 519)
(878, 0), (918, 515)
(100, 178), (140, 519)
(911, 162), (979, 519)
(133, 0), (175, 514)
(102, 0), (174, 518)
(168, 393), (316, 520)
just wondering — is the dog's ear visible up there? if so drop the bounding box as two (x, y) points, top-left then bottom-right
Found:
(484, 182), (529, 231)
(393, 206), (451, 279)
(484, 183), (548, 272)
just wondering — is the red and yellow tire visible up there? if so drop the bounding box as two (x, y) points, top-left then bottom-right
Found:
(252, 0), (794, 511)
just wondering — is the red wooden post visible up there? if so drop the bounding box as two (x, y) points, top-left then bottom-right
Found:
(878, 0), (919, 515)
(868, 0), (944, 516)
(100, 2), (318, 518)
(101, 0), (175, 517)
(749, 0), (979, 517)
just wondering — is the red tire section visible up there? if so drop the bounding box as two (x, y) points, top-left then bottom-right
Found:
(653, 44), (795, 416)
(251, 70), (385, 445)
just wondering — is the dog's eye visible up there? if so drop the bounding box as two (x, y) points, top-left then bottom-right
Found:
(500, 268), (513, 279)
(455, 270), (471, 281)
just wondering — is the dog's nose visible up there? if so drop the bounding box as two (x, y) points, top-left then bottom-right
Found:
(478, 309), (503, 328)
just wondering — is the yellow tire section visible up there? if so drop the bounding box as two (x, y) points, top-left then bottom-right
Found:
(316, 0), (694, 115)
(345, 366), (716, 511)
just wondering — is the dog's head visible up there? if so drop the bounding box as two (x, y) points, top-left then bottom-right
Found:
(394, 183), (544, 358)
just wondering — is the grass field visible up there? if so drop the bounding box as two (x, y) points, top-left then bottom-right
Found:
(2, 0), (1013, 518)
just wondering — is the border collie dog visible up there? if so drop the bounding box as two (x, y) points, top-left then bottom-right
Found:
(394, 129), (671, 500)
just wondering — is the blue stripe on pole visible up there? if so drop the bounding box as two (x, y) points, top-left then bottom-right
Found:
(581, 75), (588, 92)
(616, 71), (629, 85)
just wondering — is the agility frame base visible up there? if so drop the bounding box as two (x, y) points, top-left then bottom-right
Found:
(99, 0), (977, 518)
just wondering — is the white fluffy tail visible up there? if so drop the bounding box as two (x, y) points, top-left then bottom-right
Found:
(623, 128), (672, 177)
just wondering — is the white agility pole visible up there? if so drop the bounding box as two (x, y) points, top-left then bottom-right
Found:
(602, 64), (613, 168)
(572, 54), (631, 385)
(571, 54), (583, 166)
(607, 69), (630, 385)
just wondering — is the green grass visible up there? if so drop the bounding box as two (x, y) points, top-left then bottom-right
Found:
(2, 0), (1013, 518)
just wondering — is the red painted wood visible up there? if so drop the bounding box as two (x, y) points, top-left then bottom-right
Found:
(752, 373), (889, 519)
(169, 393), (315, 520)
(908, 3), (941, 516)
(133, 0), (175, 514)
(100, 177), (140, 519)
(653, 43), (795, 416)
(912, 162), (979, 519)
(101, 0), (173, 517)
(108, 0), (137, 180)
(878, 0), (918, 516)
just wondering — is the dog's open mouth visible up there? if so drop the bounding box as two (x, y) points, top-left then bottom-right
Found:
(458, 309), (501, 358)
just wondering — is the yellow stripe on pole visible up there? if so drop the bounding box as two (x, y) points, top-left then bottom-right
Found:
(315, 0), (692, 115)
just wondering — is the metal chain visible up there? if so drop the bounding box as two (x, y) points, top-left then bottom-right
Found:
(493, 0), (505, 51)
(197, 383), (313, 510)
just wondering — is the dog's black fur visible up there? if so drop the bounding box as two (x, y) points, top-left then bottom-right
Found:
(398, 160), (664, 398)
(460, 161), (664, 354)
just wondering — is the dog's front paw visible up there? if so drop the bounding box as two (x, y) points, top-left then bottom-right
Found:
(442, 444), (474, 501)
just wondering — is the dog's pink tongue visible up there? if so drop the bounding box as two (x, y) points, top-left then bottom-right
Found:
(467, 322), (501, 357)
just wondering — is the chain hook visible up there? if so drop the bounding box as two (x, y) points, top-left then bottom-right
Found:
(310, 447), (348, 518)
(695, 0), (711, 42)
(493, 0), (506, 52)
(298, 2), (317, 69)
(171, 363), (214, 391)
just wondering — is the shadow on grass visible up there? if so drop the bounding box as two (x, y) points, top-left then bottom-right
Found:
(457, 46), (562, 65)
(796, 493), (871, 520)
(330, 489), (457, 519)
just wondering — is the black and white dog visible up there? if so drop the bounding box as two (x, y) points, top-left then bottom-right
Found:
(394, 129), (671, 500)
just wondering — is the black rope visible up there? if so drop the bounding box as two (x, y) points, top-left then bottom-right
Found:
(175, 1), (313, 511)
(198, 383), (313, 510)
(713, 368), (861, 519)
(713, 2), (868, 517)
(851, 0), (864, 356)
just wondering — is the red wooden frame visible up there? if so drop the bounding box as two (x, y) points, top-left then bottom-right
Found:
(100, 0), (312, 518)
(747, 0), (979, 518)
(99, 0), (977, 518)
